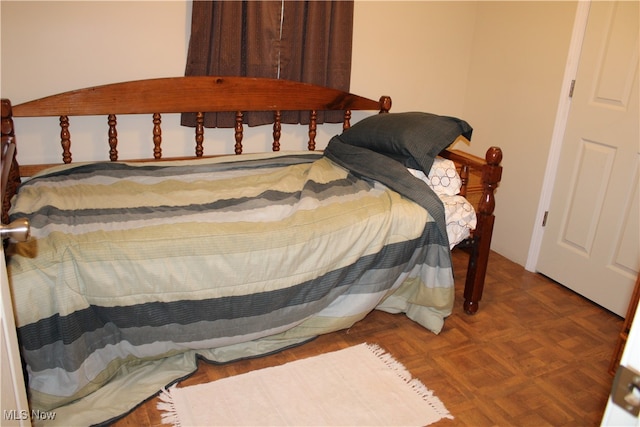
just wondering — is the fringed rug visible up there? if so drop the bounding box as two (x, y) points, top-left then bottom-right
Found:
(158, 343), (453, 426)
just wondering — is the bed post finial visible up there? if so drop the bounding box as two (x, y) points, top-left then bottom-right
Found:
(378, 96), (392, 113)
(478, 146), (503, 217)
(343, 110), (352, 131)
(486, 146), (503, 166)
(1, 100), (14, 144)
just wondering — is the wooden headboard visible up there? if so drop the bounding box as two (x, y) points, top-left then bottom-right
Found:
(7, 77), (391, 171)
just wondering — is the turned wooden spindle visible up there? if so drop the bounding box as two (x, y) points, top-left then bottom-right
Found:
(195, 112), (204, 157)
(108, 114), (118, 161)
(234, 111), (243, 155)
(272, 111), (281, 152)
(463, 146), (503, 315)
(458, 164), (469, 198)
(152, 113), (162, 159)
(308, 110), (317, 151)
(60, 115), (72, 164)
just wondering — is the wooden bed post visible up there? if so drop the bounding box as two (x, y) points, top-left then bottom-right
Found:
(463, 146), (503, 314)
(1, 100), (21, 225)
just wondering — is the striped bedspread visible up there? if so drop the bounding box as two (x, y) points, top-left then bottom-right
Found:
(7, 150), (454, 424)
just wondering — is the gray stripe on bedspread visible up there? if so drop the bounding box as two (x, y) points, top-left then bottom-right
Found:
(18, 224), (447, 373)
(21, 184), (349, 229)
(17, 179), (364, 232)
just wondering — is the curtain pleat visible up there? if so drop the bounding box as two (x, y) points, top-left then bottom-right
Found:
(182, 0), (353, 128)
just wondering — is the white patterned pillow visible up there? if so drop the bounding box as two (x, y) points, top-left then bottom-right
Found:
(408, 157), (462, 196)
(440, 194), (477, 247)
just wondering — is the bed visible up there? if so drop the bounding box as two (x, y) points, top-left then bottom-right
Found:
(0, 77), (502, 426)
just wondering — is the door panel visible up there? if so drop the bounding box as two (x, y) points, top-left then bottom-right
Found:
(561, 139), (615, 255)
(537, 1), (639, 316)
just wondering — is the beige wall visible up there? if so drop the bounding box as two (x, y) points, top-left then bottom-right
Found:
(1, 1), (190, 100)
(0, 1), (578, 267)
(352, 1), (477, 114)
(462, 1), (577, 264)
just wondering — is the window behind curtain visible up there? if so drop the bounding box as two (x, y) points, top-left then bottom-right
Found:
(182, 0), (354, 128)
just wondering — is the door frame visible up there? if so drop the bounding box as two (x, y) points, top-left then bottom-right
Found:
(525, 1), (592, 272)
(1, 245), (30, 426)
(602, 300), (640, 424)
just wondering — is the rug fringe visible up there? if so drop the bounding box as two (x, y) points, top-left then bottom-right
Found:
(365, 343), (454, 421)
(157, 386), (182, 427)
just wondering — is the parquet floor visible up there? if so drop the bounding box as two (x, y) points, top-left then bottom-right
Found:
(112, 249), (623, 426)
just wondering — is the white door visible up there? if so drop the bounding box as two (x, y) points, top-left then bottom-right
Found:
(537, 0), (639, 317)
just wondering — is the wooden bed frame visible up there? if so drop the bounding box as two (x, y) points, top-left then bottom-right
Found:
(0, 76), (502, 314)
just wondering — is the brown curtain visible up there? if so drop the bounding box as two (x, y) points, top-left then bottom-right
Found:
(182, 0), (354, 128)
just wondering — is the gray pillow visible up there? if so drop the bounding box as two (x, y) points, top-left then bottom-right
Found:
(339, 112), (472, 173)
